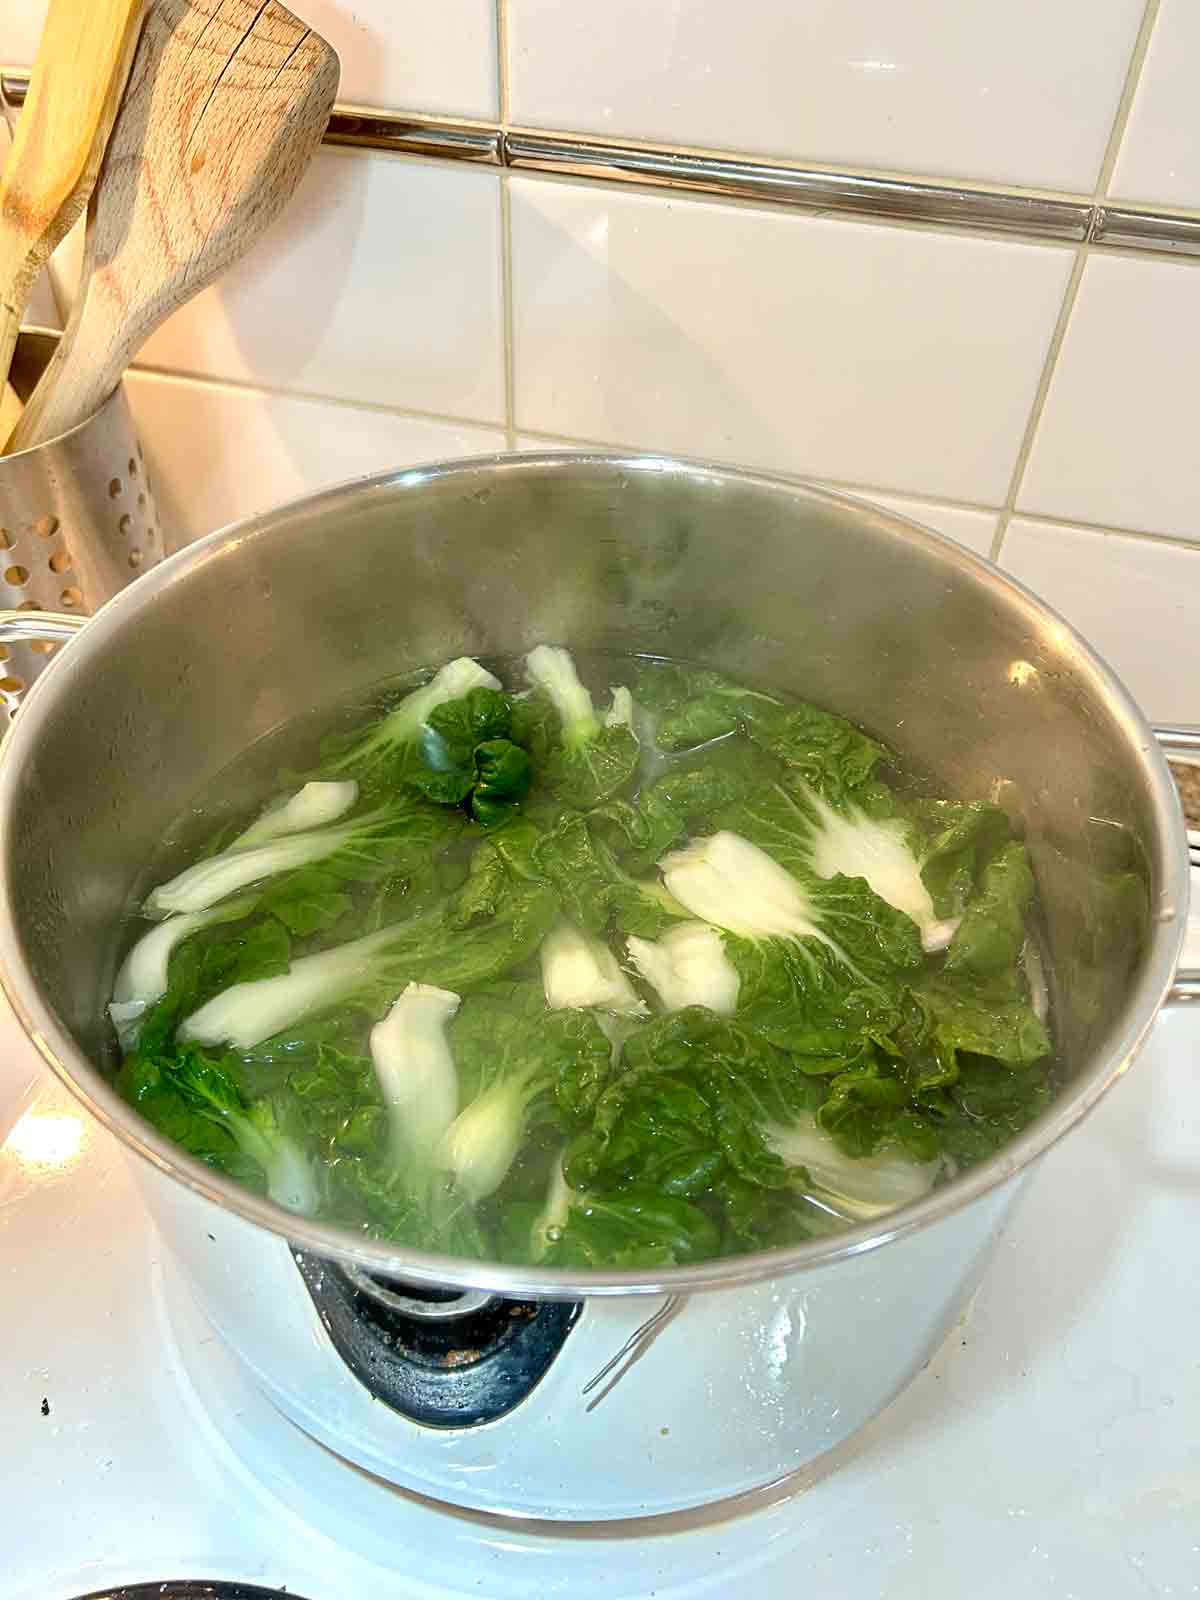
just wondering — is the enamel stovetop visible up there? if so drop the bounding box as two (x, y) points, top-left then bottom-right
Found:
(2, 967), (1198, 1600)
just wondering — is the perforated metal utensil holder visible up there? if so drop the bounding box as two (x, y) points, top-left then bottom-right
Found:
(0, 328), (164, 723)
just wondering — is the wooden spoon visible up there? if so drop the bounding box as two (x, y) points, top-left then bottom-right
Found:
(0, 0), (148, 438)
(7, 0), (339, 453)
(0, 377), (22, 445)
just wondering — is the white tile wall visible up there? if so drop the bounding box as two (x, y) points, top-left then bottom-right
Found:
(125, 371), (504, 552)
(1109, 0), (1200, 208)
(1001, 518), (1200, 724)
(1, 0), (497, 118)
(296, 0), (497, 118)
(0, 0), (46, 68)
(507, 0), (1144, 191)
(510, 178), (1073, 504)
(135, 152), (506, 426)
(1018, 254), (1200, 544)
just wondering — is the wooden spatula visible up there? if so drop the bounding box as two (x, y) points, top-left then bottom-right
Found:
(0, 0), (147, 436)
(7, 0), (338, 453)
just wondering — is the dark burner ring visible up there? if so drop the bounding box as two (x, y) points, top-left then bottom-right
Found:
(67, 1584), (316, 1600)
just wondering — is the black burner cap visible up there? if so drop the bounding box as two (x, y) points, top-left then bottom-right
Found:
(68, 1585), (314, 1600)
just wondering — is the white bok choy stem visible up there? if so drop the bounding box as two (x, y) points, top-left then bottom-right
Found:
(388, 656), (501, 734)
(603, 686), (635, 729)
(233, 1102), (322, 1217)
(530, 1152), (573, 1261)
(792, 780), (959, 953)
(660, 830), (841, 948)
(525, 645), (598, 744)
(437, 1088), (531, 1205)
(145, 807), (380, 919)
(369, 984), (461, 1165)
(108, 894), (260, 1051)
(764, 1114), (942, 1221)
(150, 658), (503, 919)
(540, 920), (647, 1016)
(233, 780), (359, 849)
(179, 922), (406, 1049)
(626, 922), (741, 1014)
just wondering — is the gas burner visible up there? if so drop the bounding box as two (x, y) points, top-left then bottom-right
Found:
(71, 1587), (313, 1600)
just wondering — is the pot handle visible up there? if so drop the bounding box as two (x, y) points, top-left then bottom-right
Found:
(0, 608), (88, 646)
(1153, 724), (1200, 1004)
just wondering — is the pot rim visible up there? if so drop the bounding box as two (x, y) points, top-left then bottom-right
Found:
(0, 449), (1187, 1298)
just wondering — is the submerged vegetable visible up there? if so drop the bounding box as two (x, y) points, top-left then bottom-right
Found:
(787, 780), (960, 953)
(120, 1048), (319, 1215)
(179, 880), (558, 1048)
(604, 686), (635, 729)
(233, 781), (359, 848)
(515, 1154), (722, 1267)
(626, 922), (740, 1015)
(524, 645), (640, 806)
(407, 686), (533, 825)
(109, 893), (261, 1049)
(322, 657), (501, 792)
(656, 828), (925, 1007)
(370, 983), (461, 1165)
(114, 649), (1056, 1268)
(532, 812), (683, 938)
(762, 1113), (942, 1221)
(437, 985), (612, 1201)
(633, 662), (780, 752)
(661, 830), (837, 945)
(145, 799), (435, 919)
(540, 920), (647, 1016)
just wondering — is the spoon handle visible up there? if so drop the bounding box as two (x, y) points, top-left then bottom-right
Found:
(0, 0), (147, 423)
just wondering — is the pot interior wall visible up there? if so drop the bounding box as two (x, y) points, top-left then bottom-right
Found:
(2, 455), (1163, 1092)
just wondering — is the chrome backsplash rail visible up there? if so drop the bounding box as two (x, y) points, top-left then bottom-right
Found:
(4, 70), (1198, 255)
(502, 130), (1091, 239)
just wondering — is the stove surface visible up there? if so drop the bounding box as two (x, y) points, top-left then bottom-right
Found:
(2, 985), (1198, 1600)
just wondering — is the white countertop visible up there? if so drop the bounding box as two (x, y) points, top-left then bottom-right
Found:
(2, 987), (1198, 1600)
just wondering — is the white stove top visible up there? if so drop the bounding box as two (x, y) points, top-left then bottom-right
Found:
(2, 979), (1198, 1600)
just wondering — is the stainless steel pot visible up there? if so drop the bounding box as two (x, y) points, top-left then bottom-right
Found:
(0, 452), (1192, 1519)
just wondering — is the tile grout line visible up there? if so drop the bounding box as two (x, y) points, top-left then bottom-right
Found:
(495, 0), (518, 448)
(496, 0), (511, 126)
(986, 249), (1087, 564)
(498, 182), (518, 451)
(1093, 0), (1163, 200)
(1001, 511), (1200, 555)
(989, 0), (1163, 564)
(126, 362), (509, 436)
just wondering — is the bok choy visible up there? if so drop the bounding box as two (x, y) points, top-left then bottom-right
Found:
(113, 648), (1056, 1269)
(145, 799), (439, 919)
(369, 983), (461, 1165)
